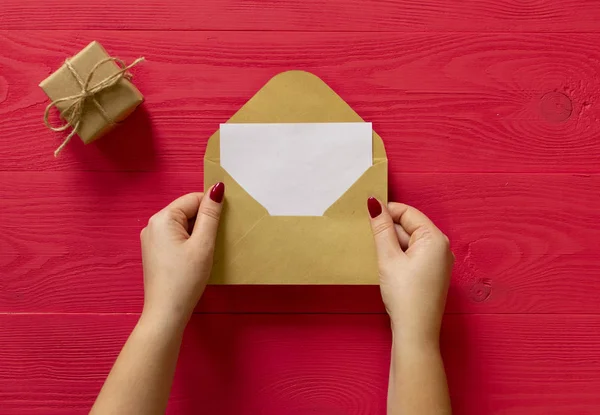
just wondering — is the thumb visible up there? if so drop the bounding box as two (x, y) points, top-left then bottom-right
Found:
(190, 182), (224, 250)
(367, 197), (403, 261)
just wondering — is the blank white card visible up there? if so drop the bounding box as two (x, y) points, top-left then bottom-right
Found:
(220, 123), (372, 216)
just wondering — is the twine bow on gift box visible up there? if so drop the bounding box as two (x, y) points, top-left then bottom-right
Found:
(43, 56), (145, 157)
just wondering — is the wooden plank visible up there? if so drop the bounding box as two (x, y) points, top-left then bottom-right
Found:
(1, 31), (599, 172)
(1, 172), (598, 314)
(1, 0), (599, 32)
(0, 313), (599, 414)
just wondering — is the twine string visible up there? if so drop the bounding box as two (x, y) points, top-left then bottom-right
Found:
(43, 56), (145, 157)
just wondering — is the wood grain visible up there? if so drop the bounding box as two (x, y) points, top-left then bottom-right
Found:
(1, 172), (598, 314)
(1, 313), (599, 414)
(1, 31), (599, 172)
(2, 0), (600, 413)
(1, 0), (600, 32)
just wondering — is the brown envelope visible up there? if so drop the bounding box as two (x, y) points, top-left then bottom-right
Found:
(204, 71), (388, 284)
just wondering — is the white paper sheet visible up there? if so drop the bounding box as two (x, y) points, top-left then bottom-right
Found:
(220, 123), (372, 216)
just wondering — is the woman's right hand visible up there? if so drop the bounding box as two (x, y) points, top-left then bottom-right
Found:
(140, 183), (225, 331)
(367, 199), (454, 346)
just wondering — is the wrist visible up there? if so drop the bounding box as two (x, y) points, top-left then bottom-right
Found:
(139, 307), (189, 337)
(390, 318), (441, 352)
(392, 334), (442, 362)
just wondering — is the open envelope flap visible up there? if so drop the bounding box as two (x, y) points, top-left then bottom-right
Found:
(205, 71), (387, 162)
(204, 70), (388, 284)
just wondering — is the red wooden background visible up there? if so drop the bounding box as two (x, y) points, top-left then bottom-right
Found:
(1, 1), (600, 414)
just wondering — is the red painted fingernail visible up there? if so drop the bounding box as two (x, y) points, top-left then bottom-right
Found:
(210, 182), (225, 203)
(367, 197), (382, 218)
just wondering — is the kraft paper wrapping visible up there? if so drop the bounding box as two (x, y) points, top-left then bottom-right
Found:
(39, 41), (144, 145)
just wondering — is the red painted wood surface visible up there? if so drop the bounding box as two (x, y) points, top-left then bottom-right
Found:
(1, 314), (600, 414)
(2, 0), (600, 32)
(2, 32), (600, 173)
(2, 173), (599, 314)
(1, 1), (600, 414)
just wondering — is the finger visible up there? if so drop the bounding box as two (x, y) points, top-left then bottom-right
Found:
(394, 224), (410, 251)
(367, 197), (404, 261)
(388, 202), (449, 259)
(166, 192), (204, 219)
(190, 182), (225, 247)
(164, 192), (204, 227)
(387, 202), (438, 235)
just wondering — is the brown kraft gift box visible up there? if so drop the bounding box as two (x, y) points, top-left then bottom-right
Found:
(40, 41), (144, 147)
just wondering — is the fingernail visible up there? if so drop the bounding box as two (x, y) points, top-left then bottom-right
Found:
(367, 197), (382, 218)
(210, 182), (225, 203)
